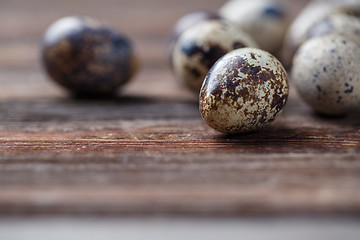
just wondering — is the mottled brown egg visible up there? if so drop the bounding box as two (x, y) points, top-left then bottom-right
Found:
(172, 20), (258, 93)
(167, 11), (221, 64)
(291, 34), (360, 116)
(200, 48), (288, 134)
(41, 16), (138, 97)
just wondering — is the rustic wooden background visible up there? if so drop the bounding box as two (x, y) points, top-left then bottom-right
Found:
(0, 0), (359, 217)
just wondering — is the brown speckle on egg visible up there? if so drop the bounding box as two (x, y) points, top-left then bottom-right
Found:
(199, 48), (288, 134)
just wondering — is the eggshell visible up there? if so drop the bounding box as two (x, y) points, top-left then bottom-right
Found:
(281, 0), (360, 68)
(307, 13), (360, 47)
(41, 16), (138, 97)
(172, 20), (257, 93)
(219, 0), (288, 54)
(199, 48), (288, 134)
(291, 34), (360, 116)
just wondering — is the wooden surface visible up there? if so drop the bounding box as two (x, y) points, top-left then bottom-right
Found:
(1, 0), (360, 217)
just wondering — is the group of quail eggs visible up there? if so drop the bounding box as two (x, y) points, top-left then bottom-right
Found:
(41, 0), (360, 135)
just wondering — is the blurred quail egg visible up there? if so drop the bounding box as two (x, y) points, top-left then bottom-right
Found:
(41, 16), (138, 97)
(291, 34), (360, 116)
(172, 19), (257, 93)
(307, 13), (360, 47)
(219, 0), (288, 54)
(281, 0), (360, 68)
(168, 11), (221, 63)
(200, 48), (289, 134)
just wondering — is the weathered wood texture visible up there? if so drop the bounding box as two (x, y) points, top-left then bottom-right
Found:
(1, 0), (359, 216)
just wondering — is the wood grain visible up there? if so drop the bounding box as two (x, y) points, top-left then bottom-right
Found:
(1, 0), (359, 216)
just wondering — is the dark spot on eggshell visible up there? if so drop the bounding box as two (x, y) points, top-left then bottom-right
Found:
(240, 63), (261, 76)
(316, 85), (322, 92)
(224, 76), (238, 96)
(258, 70), (276, 85)
(180, 40), (201, 57)
(262, 6), (284, 18)
(258, 113), (267, 124)
(337, 96), (342, 104)
(271, 93), (285, 112)
(344, 85), (353, 94)
(185, 65), (201, 78)
(180, 40), (227, 69)
(233, 41), (246, 49)
(202, 43), (228, 69)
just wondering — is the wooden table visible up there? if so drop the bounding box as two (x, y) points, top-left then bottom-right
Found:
(1, 0), (360, 220)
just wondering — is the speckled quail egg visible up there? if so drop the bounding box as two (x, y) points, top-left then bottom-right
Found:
(219, 0), (288, 54)
(199, 48), (288, 134)
(307, 13), (360, 47)
(172, 20), (257, 93)
(41, 16), (138, 97)
(168, 11), (221, 64)
(291, 34), (360, 116)
(281, 0), (360, 68)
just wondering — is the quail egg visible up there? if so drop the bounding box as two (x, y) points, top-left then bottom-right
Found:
(172, 20), (257, 93)
(291, 34), (360, 116)
(281, 0), (360, 68)
(168, 11), (221, 64)
(219, 0), (288, 54)
(41, 16), (138, 97)
(200, 48), (289, 134)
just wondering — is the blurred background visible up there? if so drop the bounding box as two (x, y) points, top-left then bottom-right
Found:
(0, 0), (307, 100)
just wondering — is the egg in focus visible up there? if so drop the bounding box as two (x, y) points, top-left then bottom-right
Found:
(200, 47), (288, 134)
